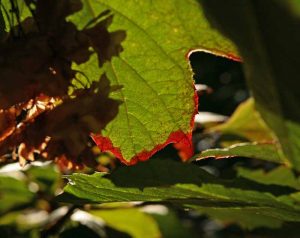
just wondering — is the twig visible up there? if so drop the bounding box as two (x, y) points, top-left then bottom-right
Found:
(40, 205), (78, 238)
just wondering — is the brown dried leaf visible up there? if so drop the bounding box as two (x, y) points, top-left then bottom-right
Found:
(0, 1), (122, 170)
(0, 108), (16, 142)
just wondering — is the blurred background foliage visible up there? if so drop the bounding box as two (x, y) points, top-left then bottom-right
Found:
(1, 52), (299, 238)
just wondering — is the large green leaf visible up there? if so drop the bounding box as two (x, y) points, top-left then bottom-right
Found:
(58, 159), (300, 229)
(68, 0), (237, 164)
(198, 0), (300, 170)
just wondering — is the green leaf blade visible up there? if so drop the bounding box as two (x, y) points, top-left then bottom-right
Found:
(59, 159), (300, 229)
(194, 142), (285, 164)
(69, 0), (237, 164)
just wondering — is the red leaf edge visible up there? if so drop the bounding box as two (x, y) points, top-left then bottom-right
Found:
(92, 50), (240, 165)
(92, 86), (198, 165)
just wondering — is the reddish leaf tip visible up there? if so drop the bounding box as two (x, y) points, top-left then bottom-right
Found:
(92, 129), (193, 165)
(91, 68), (199, 165)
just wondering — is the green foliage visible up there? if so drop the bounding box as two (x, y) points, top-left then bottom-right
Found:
(209, 98), (274, 142)
(90, 208), (161, 238)
(195, 142), (284, 164)
(0, 0), (31, 34)
(0, 2), (5, 39)
(69, 0), (238, 164)
(59, 159), (300, 230)
(237, 166), (300, 190)
(25, 164), (60, 194)
(0, 0), (300, 237)
(0, 175), (34, 214)
(199, 0), (300, 170)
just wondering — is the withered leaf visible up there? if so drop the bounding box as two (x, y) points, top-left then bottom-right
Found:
(0, 0), (123, 170)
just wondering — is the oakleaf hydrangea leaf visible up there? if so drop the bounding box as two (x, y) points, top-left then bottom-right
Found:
(69, 0), (237, 164)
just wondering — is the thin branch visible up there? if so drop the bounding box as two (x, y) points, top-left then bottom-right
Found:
(40, 205), (78, 238)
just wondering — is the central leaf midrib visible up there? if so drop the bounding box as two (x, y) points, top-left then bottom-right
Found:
(95, 0), (193, 160)
(118, 57), (183, 137)
(108, 62), (137, 158)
